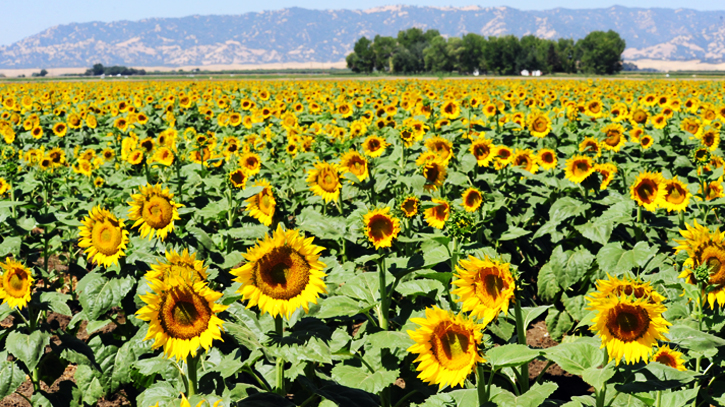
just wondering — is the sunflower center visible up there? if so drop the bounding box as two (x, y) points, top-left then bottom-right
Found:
(474, 145), (490, 159)
(402, 200), (416, 215)
(482, 272), (504, 299)
(533, 118), (547, 132)
(142, 196), (174, 229)
(159, 288), (212, 340)
(654, 352), (677, 368)
(91, 219), (123, 256)
(573, 161), (591, 177)
(606, 304), (650, 342)
(633, 110), (647, 123)
(431, 323), (472, 370)
(514, 155), (531, 170)
(369, 215), (394, 241)
(259, 193), (273, 214)
(7, 269), (27, 295)
(254, 246), (311, 300)
(666, 184), (686, 204)
(424, 164), (440, 183)
(319, 170), (338, 192)
(707, 256), (725, 285)
(465, 192), (481, 208)
(369, 140), (380, 151)
(605, 131), (621, 147)
(636, 180), (657, 204)
(541, 152), (554, 164)
(230, 171), (246, 186)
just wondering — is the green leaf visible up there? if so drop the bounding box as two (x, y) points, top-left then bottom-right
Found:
(0, 360), (25, 400)
(330, 365), (399, 394)
(197, 199), (229, 219)
(491, 382), (558, 407)
(136, 381), (179, 407)
(40, 291), (72, 316)
(500, 226), (531, 241)
(582, 364), (615, 390)
(537, 260), (561, 302)
(187, 226), (215, 250)
(225, 321), (263, 350)
(545, 339), (605, 376)
(316, 296), (366, 319)
(396, 278), (444, 297)
(419, 388), (479, 407)
(77, 272), (135, 320)
(297, 206), (346, 241)
(6, 331), (51, 371)
(366, 331), (415, 350)
(596, 242), (637, 275)
(616, 362), (696, 393)
(575, 221), (613, 246)
(238, 185), (265, 199)
(559, 248), (595, 289)
(533, 197), (590, 239)
(338, 273), (380, 308)
(0, 236), (22, 257)
(486, 344), (541, 370)
(521, 306), (551, 331)
(73, 365), (105, 405)
(668, 324), (725, 352)
(546, 309), (573, 342)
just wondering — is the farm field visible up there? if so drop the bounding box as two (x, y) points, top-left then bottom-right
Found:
(0, 78), (724, 407)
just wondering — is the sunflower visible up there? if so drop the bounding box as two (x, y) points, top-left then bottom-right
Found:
(407, 306), (485, 390)
(307, 162), (342, 203)
(363, 207), (401, 249)
(229, 169), (248, 189)
(52, 122), (67, 137)
(400, 196), (419, 218)
(600, 123), (626, 152)
(451, 255), (515, 324)
(564, 155), (595, 184)
(0, 258), (34, 309)
(588, 294), (670, 365)
(594, 163), (617, 190)
(651, 114), (667, 130)
(461, 188), (483, 212)
(537, 148), (557, 170)
(681, 117), (703, 138)
(128, 184), (183, 240)
(239, 152), (262, 176)
(136, 279), (227, 361)
(584, 100), (604, 118)
(424, 136), (454, 164)
(630, 107), (649, 126)
(701, 177), (725, 201)
(586, 274), (666, 306)
(0, 178), (10, 196)
(361, 135), (388, 158)
(470, 138), (495, 167)
(579, 137), (602, 158)
(422, 161), (447, 192)
(674, 221), (719, 257)
(652, 345), (687, 371)
(128, 149), (144, 165)
(440, 100), (460, 120)
(701, 129), (720, 151)
(340, 150), (369, 181)
(230, 225), (327, 318)
(511, 149), (539, 174)
(528, 112), (551, 138)
(245, 179), (276, 226)
(153, 147), (174, 166)
(630, 171), (665, 212)
(78, 206), (129, 268)
(640, 135), (654, 150)
(683, 239), (725, 308)
(424, 199), (450, 229)
(145, 249), (208, 287)
(661, 177), (691, 212)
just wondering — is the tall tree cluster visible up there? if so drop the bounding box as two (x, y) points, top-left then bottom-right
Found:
(346, 28), (625, 75)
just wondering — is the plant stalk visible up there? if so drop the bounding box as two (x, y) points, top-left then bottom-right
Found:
(377, 254), (389, 330)
(514, 297), (530, 393)
(275, 316), (286, 395)
(186, 354), (198, 397)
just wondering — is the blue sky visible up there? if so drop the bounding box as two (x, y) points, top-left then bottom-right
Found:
(1, 0), (722, 46)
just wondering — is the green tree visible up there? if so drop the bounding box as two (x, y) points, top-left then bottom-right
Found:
(346, 36), (375, 73)
(578, 30), (626, 74)
(483, 35), (521, 75)
(423, 36), (462, 73)
(554, 38), (578, 73)
(394, 28), (440, 73)
(459, 33), (487, 74)
(372, 35), (397, 72)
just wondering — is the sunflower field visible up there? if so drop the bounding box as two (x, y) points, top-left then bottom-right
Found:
(1, 78), (725, 407)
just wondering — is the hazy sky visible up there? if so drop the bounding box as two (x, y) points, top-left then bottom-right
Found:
(2, 0), (722, 46)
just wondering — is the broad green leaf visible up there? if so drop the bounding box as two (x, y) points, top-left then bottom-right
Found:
(582, 364), (615, 390)
(521, 306), (551, 331)
(596, 242), (637, 275)
(40, 291), (72, 316)
(297, 206), (346, 241)
(575, 221), (613, 245)
(0, 360), (25, 400)
(545, 340), (605, 376)
(187, 226), (215, 250)
(338, 273), (380, 307)
(659, 388), (698, 407)
(486, 344), (541, 369)
(668, 324), (725, 351)
(558, 248), (595, 288)
(396, 278), (444, 297)
(6, 331), (51, 371)
(225, 321), (263, 350)
(491, 382), (558, 407)
(546, 308), (573, 342)
(77, 272), (135, 320)
(500, 226), (531, 241)
(136, 381), (179, 407)
(366, 331), (415, 350)
(616, 362), (696, 392)
(74, 365), (105, 405)
(315, 296), (366, 319)
(537, 261), (561, 302)
(197, 199), (230, 219)
(330, 364), (399, 394)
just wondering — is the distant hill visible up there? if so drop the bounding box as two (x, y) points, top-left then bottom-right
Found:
(2, 5), (725, 68)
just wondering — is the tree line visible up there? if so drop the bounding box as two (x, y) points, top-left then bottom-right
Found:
(84, 63), (146, 76)
(346, 28), (626, 75)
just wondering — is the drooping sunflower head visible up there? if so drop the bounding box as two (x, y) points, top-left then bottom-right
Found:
(136, 279), (227, 361)
(0, 258), (34, 310)
(424, 198), (450, 229)
(422, 160), (447, 192)
(231, 225), (327, 319)
(361, 135), (388, 158)
(630, 171), (665, 212)
(652, 345), (687, 371)
(661, 177), (691, 212)
(400, 196), (419, 218)
(78, 206), (130, 268)
(537, 148), (558, 170)
(340, 150), (369, 182)
(245, 179), (276, 227)
(588, 295), (670, 365)
(407, 306), (485, 390)
(564, 155), (595, 184)
(363, 207), (401, 250)
(594, 163), (617, 190)
(146, 248), (208, 287)
(452, 255), (515, 324)
(461, 187), (483, 212)
(470, 138), (495, 167)
(601, 123), (626, 152)
(307, 161), (342, 203)
(128, 183), (183, 241)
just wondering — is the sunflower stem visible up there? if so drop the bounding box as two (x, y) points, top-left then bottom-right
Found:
(656, 390), (662, 407)
(476, 363), (488, 405)
(514, 297), (530, 393)
(275, 316), (286, 395)
(377, 254), (389, 331)
(186, 354), (198, 397)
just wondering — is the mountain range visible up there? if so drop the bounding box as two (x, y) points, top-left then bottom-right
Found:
(2, 5), (725, 69)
